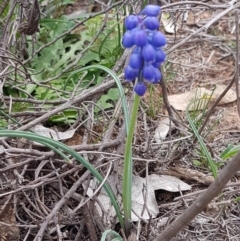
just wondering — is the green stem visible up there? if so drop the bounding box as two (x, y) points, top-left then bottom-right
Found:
(122, 94), (140, 234)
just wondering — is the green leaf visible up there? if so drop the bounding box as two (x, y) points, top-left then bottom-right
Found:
(48, 109), (78, 123)
(234, 196), (240, 202)
(79, 50), (100, 66)
(95, 88), (120, 113)
(193, 160), (202, 167)
(220, 145), (240, 160)
(101, 230), (123, 241)
(35, 86), (57, 100)
(186, 98), (218, 178)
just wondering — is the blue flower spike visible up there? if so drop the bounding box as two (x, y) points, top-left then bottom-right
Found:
(122, 4), (167, 96)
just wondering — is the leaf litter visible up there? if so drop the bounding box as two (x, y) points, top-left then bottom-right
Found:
(83, 174), (190, 224)
(1, 1), (240, 241)
(168, 85), (236, 111)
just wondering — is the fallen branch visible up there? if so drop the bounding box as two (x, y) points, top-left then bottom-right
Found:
(153, 151), (240, 241)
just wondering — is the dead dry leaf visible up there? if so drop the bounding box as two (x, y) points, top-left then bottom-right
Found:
(84, 174), (191, 224)
(148, 174), (191, 192)
(212, 85), (236, 104)
(168, 85), (236, 111)
(154, 117), (174, 143)
(31, 124), (76, 140)
(131, 175), (159, 221)
(161, 12), (178, 33)
(83, 175), (119, 227)
(83, 175), (159, 223)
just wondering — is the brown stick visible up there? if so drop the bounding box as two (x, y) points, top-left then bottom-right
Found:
(153, 151), (240, 241)
(159, 67), (180, 128)
(18, 0), (40, 35)
(235, 12), (240, 117)
(81, 202), (98, 241)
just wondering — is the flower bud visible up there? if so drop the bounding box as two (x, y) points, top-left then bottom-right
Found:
(152, 68), (162, 83)
(156, 49), (166, 63)
(124, 65), (138, 81)
(134, 30), (148, 47)
(125, 15), (139, 30)
(142, 44), (156, 63)
(144, 17), (160, 30)
(129, 52), (143, 70)
(122, 31), (134, 48)
(143, 64), (155, 81)
(152, 61), (161, 68)
(152, 31), (167, 47)
(134, 82), (147, 96)
(147, 31), (153, 44)
(141, 5), (161, 17)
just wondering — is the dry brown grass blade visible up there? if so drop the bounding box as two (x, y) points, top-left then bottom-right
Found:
(235, 11), (240, 117)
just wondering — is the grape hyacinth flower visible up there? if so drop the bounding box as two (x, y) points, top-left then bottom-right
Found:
(122, 4), (166, 96)
(122, 5), (167, 235)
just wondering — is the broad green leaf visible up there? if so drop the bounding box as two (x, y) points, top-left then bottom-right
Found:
(95, 88), (120, 113)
